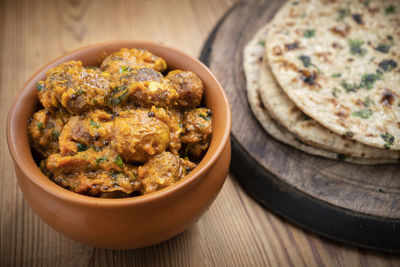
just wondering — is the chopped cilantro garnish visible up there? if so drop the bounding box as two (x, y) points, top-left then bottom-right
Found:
(331, 73), (342, 78)
(362, 0), (370, 7)
(337, 8), (350, 21)
(304, 29), (315, 38)
(352, 109), (373, 119)
(111, 170), (122, 178)
(76, 89), (85, 96)
(341, 81), (360, 93)
(360, 73), (378, 90)
(342, 70), (382, 92)
(352, 14), (363, 25)
(110, 92), (127, 106)
(375, 44), (391, 53)
(258, 40), (265, 47)
(378, 59), (397, 72)
(96, 156), (108, 164)
(332, 88), (341, 97)
(90, 120), (100, 129)
(184, 145), (190, 159)
(376, 69), (383, 79)
(76, 143), (88, 152)
(118, 66), (133, 73)
(36, 82), (44, 92)
(363, 96), (375, 107)
(381, 133), (394, 149)
(199, 114), (210, 120)
(37, 122), (44, 132)
(298, 55), (312, 67)
(114, 155), (124, 167)
(385, 5), (396, 15)
(51, 130), (60, 140)
(349, 39), (367, 57)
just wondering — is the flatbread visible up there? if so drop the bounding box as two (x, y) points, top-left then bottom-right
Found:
(259, 53), (400, 160)
(266, 0), (400, 150)
(244, 24), (397, 164)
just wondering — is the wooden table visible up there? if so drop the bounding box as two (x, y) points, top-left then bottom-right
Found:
(1, 0), (399, 265)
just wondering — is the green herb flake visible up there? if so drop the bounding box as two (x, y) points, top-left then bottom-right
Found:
(51, 130), (60, 140)
(118, 66), (133, 73)
(376, 69), (383, 79)
(76, 89), (85, 96)
(36, 82), (44, 92)
(114, 155), (124, 167)
(349, 39), (367, 57)
(110, 91), (128, 106)
(298, 55), (312, 67)
(96, 156), (108, 165)
(37, 122), (45, 132)
(385, 5), (396, 15)
(337, 154), (347, 160)
(341, 81), (360, 93)
(199, 114), (210, 120)
(375, 44), (391, 53)
(360, 73), (378, 90)
(331, 73), (342, 78)
(378, 59), (398, 72)
(304, 29), (315, 38)
(362, 0), (370, 7)
(381, 133), (394, 149)
(352, 108), (373, 119)
(258, 40), (265, 47)
(90, 119), (100, 129)
(363, 96), (375, 107)
(184, 145), (190, 159)
(332, 88), (341, 97)
(337, 8), (350, 21)
(76, 143), (88, 152)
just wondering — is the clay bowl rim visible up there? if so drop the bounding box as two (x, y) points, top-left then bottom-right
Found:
(6, 40), (231, 208)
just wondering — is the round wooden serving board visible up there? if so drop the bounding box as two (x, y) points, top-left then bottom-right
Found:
(200, 0), (400, 252)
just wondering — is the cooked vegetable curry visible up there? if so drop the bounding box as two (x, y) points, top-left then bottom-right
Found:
(28, 48), (212, 198)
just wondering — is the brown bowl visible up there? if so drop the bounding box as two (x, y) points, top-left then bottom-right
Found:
(6, 41), (231, 249)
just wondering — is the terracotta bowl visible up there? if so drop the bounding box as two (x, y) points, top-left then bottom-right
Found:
(6, 41), (231, 249)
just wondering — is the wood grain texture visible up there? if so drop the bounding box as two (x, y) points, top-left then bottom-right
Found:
(0, 0), (400, 266)
(201, 0), (400, 251)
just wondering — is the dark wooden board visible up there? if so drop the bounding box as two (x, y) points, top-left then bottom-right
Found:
(200, 0), (400, 252)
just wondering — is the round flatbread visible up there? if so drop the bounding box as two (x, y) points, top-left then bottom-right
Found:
(266, 0), (400, 150)
(244, 24), (397, 164)
(259, 53), (400, 160)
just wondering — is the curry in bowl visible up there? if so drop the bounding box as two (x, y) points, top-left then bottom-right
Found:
(28, 48), (212, 198)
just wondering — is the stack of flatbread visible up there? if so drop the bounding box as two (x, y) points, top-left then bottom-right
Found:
(244, 0), (400, 164)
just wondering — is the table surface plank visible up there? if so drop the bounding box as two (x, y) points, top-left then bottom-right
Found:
(1, 0), (399, 266)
